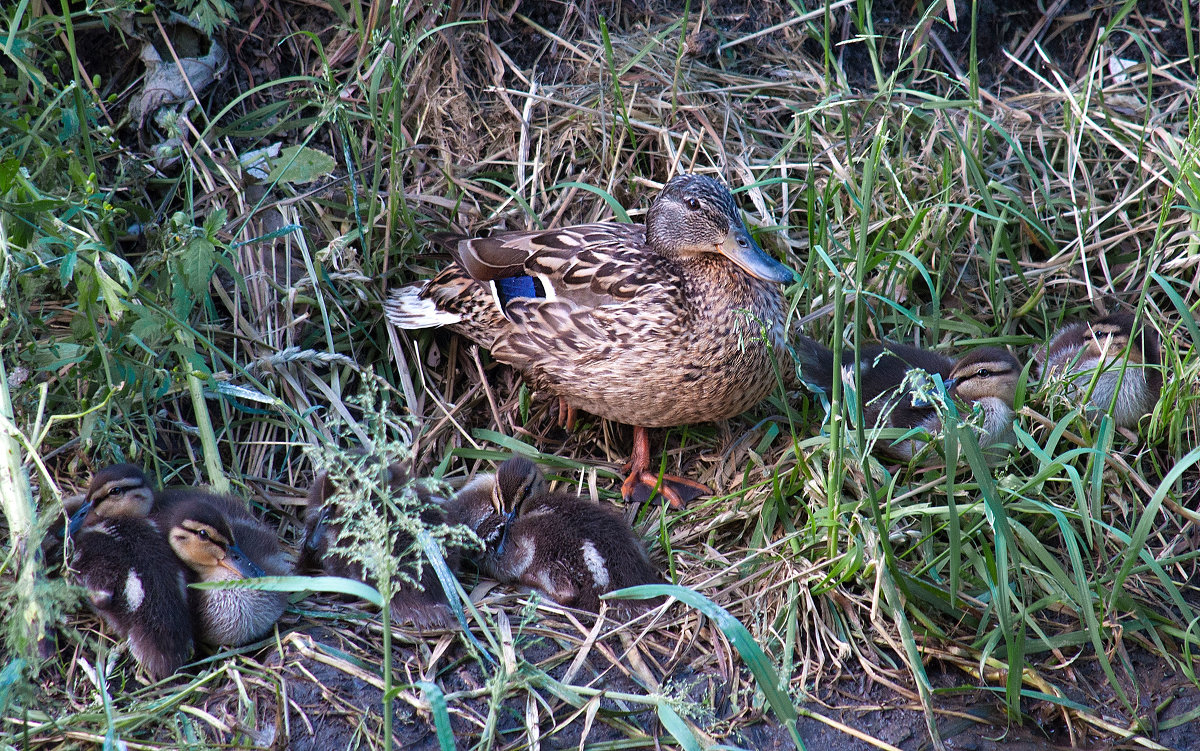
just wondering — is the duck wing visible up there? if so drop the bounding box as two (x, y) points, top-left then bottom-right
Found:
(442, 223), (670, 309)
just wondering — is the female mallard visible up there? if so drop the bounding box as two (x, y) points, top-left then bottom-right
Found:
(386, 174), (795, 507)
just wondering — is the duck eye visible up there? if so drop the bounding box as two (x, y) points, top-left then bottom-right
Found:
(976, 368), (991, 378)
(685, 196), (701, 211)
(197, 528), (210, 541)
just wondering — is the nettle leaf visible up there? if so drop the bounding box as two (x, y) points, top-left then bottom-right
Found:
(129, 305), (170, 348)
(181, 237), (216, 298)
(92, 249), (136, 319)
(0, 158), (20, 191)
(58, 249), (77, 288)
(32, 341), (86, 371)
(268, 145), (336, 185)
(203, 208), (228, 237)
(173, 342), (213, 378)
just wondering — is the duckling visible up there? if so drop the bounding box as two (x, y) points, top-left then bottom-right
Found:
(156, 492), (290, 646)
(1033, 312), (1162, 428)
(301, 460), (459, 629)
(68, 464), (194, 680)
(798, 338), (1022, 461)
(447, 457), (663, 612)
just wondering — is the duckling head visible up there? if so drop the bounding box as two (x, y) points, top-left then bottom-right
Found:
(168, 503), (265, 582)
(945, 348), (1022, 408)
(1083, 314), (1159, 366)
(645, 174), (794, 284)
(71, 464), (155, 533)
(494, 456), (549, 517)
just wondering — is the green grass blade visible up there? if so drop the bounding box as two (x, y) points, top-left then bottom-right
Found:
(610, 583), (805, 751)
(415, 680), (456, 751)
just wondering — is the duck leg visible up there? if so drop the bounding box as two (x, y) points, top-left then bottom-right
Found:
(620, 426), (709, 508)
(556, 396), (578, 432)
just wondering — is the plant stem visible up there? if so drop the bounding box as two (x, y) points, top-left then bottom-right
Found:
(0, 352), (44, 676)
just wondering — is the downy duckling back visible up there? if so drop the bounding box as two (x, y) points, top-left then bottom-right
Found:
(449, 457), (662, 612)
(302, 460), (460, 629)
(69, 464), (193, 679)
(1035, 313), (1162, 428)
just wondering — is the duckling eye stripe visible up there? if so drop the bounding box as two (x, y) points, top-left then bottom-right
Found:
(519, 471), (541, 500)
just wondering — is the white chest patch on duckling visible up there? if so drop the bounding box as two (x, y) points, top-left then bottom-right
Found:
(581, 541), (609, 589)
(124, 569), (145, 611)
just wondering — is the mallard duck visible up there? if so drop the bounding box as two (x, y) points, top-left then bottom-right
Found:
(386, 174), (795, 507)
(1033, 312), (1162, 428)
(302, 459), (460, 629)
(798, 338), (1022, 461)
(446, 457), (662, 612)
(155, 491), (291, 646)
(69, 464), (194, 680)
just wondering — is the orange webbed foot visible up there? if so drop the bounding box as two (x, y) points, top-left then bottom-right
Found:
(621, 471), (709, 508)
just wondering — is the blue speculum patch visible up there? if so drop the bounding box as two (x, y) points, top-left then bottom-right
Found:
(496, 276), (543, 306)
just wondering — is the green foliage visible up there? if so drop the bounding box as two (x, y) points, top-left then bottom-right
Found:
(303, 377), (476, 599)
(176, 0), (237, 36)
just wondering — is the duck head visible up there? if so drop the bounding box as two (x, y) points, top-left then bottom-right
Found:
(168, 502), (265, 581)
(945, 348), (1022, 408)
(494, 456), (550, 517)
(645, 174), (794, 284)
(71, 464), (155, 533)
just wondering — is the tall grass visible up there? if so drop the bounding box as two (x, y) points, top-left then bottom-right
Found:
(1, 0), (1197, 748)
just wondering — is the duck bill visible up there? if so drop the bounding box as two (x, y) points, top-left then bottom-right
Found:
(67, 501), (94, 536)
(493, 510), (517, 556)
(303, 507), (329, 554)
(719, 226), (795, 284)
(224, 545), (267, 579)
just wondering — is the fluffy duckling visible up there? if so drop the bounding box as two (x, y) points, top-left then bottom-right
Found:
(69, 464), (194, 680)
(798, 338), (1022, 461)
(155, 492), (290, 646)
(1034, 312), (1162, 428)
(301, 460), (459, 629)
(447, 457), (662, 612)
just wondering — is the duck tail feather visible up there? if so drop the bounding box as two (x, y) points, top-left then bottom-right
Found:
(794, 334), (836, 394)
(384, 285), (462, 328)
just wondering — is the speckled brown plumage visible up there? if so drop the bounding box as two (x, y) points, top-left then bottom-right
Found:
(386, 174), (794, 505)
